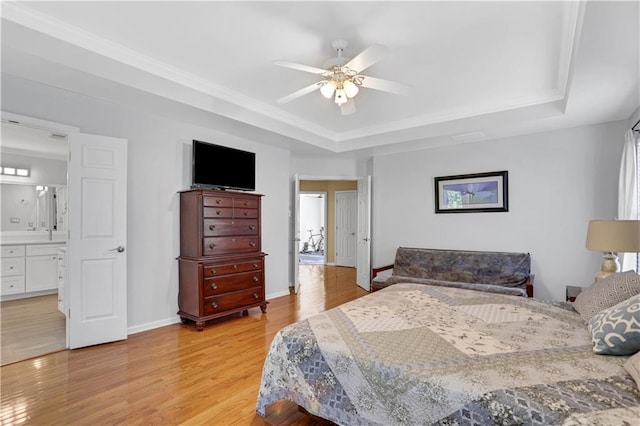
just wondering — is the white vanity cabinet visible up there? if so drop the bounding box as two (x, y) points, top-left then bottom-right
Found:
(26, 245), (62, 292)
(1, 243), (65, 298)
(1, 245), (26, 295)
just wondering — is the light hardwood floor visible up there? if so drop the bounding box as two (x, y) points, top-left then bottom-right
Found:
(1, 294), (66, 366)
(0, 265), (369, 425)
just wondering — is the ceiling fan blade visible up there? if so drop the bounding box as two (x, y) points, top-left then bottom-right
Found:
(344, 44), (388, 73)
(358, 75), (411, 96)
(340, 99), (356, 116)
(273, 61), (328, 76)
(277, 81), (323, 104)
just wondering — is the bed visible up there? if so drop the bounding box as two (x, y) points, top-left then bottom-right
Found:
(256, 283), (640, 425)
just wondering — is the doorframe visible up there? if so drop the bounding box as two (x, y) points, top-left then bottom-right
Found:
(1, 111), (79, 349)
(293, 175), (371, 293)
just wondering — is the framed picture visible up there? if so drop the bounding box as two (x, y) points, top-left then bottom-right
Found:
(434, 171), (508, 213)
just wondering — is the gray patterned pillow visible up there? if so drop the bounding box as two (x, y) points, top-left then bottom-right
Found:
(573, 271), (640, 322)
(588, 293), (640, 355)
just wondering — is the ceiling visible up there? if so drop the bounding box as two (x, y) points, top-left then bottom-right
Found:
(1, 1), (638, 158)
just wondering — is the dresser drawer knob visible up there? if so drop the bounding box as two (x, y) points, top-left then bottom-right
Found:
(210, 283), (218, 290)
(253, 263), (258, 268)
(216, 199), (221, 204)
(211, 269), (216, 274)
(243, 211), (248, 216)
(209, 243), (216, 249)
(244, 201), (249, 206)
(253, 293), (259, 299)
(249, 241), (256, 247)
(216, 210), (221, 215)
(209, 224), (215, 230)
(211, 301), (218, 309)
(249, 225), (255, 230)
(252, 276), (259, 282)
(233, 265), (238, 269)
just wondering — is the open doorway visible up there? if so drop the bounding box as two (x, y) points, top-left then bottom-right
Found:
(299, 192), (326, 265)
(298, 180), (358, 267)
(0, 120), (68, 365)
(293, 176), (371, 294)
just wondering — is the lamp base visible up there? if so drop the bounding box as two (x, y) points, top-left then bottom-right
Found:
(594, 252), (620, 282)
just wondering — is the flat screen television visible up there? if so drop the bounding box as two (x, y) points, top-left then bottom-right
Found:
(192, 140), (256, 191)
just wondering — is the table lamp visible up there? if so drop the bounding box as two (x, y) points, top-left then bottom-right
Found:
(586, 220), (640, 281)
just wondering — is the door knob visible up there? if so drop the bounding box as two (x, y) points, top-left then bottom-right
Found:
(109, 246), (125, 253)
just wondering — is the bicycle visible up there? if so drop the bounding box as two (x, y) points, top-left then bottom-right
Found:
(301, 227), (324, 253)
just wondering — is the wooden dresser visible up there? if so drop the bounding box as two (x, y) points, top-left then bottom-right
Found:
(178, 189), (267, 330)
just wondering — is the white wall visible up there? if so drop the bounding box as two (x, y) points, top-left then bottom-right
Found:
(372, 121), (628, 301)
(2, 75), (291, 331)
(292, 155), (360, 177)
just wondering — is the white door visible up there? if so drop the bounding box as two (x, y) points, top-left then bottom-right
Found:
(292, 174), (301, 293)
(335, 190), (357, 267)
(67, 133), (128, 349)
(356, 176), (372, 290)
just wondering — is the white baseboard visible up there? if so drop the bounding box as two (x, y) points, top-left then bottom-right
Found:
(126, 290), (295, 335)
(127, 316), (181, 335)
(267, 289), (291, 299)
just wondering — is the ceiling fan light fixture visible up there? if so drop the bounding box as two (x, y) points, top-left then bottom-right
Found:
(320, 80), (337, 99)
(334, 88), (347, 105)
(343, 79), (359, 98)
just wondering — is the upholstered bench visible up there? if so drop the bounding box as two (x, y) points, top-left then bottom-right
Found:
(372, 247), (534, 297)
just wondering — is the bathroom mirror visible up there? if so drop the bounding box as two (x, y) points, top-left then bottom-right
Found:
(1, 183), (67, 233)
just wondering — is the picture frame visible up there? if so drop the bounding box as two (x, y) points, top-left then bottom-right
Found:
(434, 171), (508, 213)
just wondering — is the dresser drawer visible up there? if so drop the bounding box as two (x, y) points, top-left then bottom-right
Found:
(1, 275), (25, 295)
(203, 207), (234, 218)
(203, 236), (260, 255)
(203, 287), (263, 315)
(203, 259), (262, 277)
(204, 271), (263, 297)
(233, 198), (258, 209)
(1, 245), (25, 258)
(234, 208), (258, 219)
(1, 258), (25, 277)
(203, 219), (259, 237)
(203, 195), (233, 208)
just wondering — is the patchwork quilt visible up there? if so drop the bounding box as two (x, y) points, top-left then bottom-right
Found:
(256, 284), (640, 425)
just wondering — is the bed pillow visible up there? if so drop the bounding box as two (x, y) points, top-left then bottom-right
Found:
(573, 271), (640, 322)
(625, 351), (640, 390)
(588, 293), (640, 355)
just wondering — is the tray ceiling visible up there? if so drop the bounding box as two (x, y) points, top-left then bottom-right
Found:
(1, 1), (638, 157)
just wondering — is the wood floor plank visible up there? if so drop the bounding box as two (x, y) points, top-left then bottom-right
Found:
(0, 265), (368, 425)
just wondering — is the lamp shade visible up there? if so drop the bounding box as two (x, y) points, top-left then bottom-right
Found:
(343, 79), (359, 98)
(586, 220), (640, 252)
(320, 80), (337, 99)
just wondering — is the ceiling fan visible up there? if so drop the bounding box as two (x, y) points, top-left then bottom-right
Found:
(275, 39), (410, 116)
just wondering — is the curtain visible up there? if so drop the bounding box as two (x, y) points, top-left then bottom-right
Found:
(618, 129), (640, 271)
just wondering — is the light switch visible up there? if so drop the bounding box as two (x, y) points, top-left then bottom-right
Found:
(10, 217), (20, 223)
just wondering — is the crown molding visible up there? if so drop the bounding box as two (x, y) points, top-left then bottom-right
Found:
(1, 2), (585, 152)
(1, 2), (340, 145)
